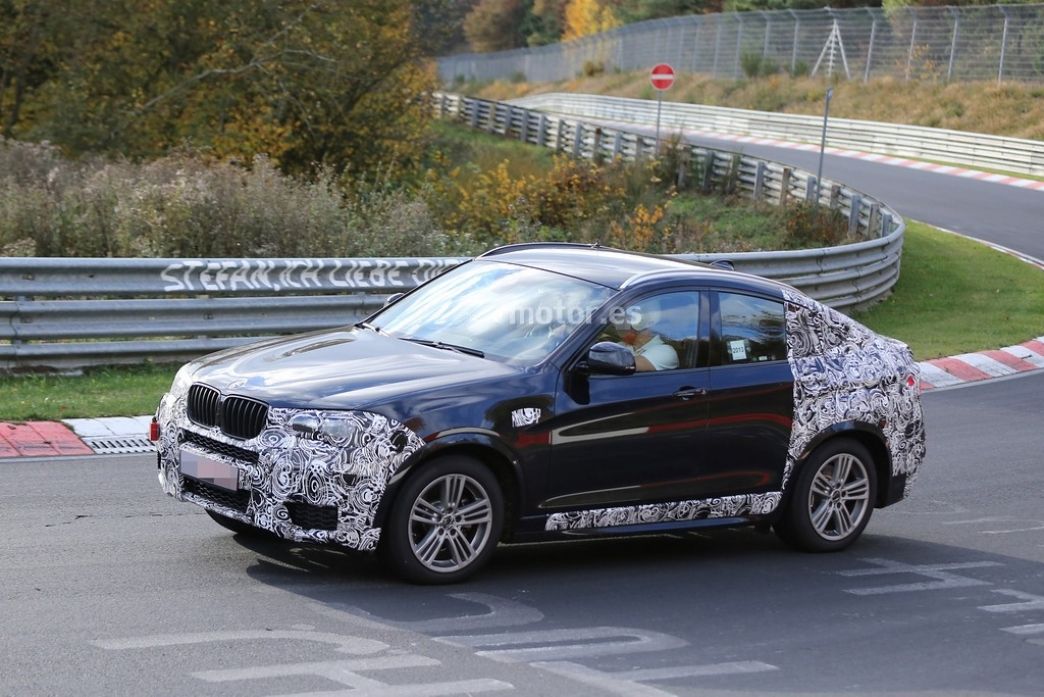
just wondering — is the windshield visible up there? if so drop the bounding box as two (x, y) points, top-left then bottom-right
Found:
(371, 261), (613, 365)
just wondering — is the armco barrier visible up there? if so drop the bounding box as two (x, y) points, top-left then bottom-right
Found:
(0, 95), (905, 371)
(507, 92), (1044, 177)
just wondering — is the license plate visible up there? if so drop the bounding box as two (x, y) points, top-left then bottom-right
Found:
(180, 448), (241, 491)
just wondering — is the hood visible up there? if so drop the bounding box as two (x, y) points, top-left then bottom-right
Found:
(187, 327), (519, 410)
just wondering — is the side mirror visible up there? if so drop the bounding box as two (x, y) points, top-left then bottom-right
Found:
(383, 292), (404, 308)
(709, 259), (735, 271)
(581, 341), (636, 376)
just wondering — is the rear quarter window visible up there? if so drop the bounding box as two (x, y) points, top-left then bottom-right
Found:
(718, 293), (787, 364)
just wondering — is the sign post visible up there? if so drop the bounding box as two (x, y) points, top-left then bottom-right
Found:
(649, 63), (675, 152)
(816, 86), (833, 201)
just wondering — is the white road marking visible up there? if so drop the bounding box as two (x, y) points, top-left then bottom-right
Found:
(437, 626), (687, 663)
(837, 558), (1002, 595)
(532, 660), (778, 697)
(978, 589), (1044, 613)
(1000, 623), (1044, 636)
(91, 629), (386, 654)
(192, 656), (441, 682)
(941, 517), (1044, 534)
(264, 679), (514, 697)
(332, 593), (544, 634)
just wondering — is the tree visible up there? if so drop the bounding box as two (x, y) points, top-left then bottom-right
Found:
(20, 0), (435, 177)
(563, 0), (621, 41)
(463, 0), (529, 52)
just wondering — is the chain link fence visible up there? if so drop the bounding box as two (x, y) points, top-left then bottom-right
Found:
(438, 4), (1044, 84)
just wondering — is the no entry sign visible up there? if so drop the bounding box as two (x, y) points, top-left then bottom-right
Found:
(650, 63), (675, 91)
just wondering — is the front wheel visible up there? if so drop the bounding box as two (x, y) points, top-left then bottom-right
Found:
(381, 455), (504, 584)
(775, 438), (877, 552)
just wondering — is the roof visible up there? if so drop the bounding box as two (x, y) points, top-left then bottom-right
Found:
(478, 243), (792, 296)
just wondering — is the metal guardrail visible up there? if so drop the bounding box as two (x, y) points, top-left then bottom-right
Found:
(509, 92), (1044, 177)
(438, 4), (1044, 85)
(0, 95), (905, 371)
(433, 91), (904, 308)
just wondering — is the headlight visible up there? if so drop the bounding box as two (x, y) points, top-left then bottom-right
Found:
(290, 411), (358, 446)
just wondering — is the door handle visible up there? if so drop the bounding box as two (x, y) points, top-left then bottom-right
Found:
(673, 387), (707, 400)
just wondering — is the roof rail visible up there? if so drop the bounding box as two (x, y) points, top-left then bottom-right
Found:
(478, 242), (605, 258)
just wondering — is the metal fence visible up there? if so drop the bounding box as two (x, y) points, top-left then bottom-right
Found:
(511, 92), (1044, 176)
(438, 4), (1044, 84)
(0, 94), (905, 371)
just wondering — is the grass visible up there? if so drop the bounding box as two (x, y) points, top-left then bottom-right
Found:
(0, 364), (176, 421)
(468, 72), (1044, 142)
(1, 221), (1040, 422)
(854, 221), (1044, 360)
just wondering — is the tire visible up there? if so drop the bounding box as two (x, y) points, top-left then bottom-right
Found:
(206, 509), (267, 537)
(381, 455), (504, 584)
(775, 438), (877, 552)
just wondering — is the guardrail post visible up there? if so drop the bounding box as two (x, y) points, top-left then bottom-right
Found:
(592, 128), (603, 162)
(487, 103), (498, 133)
(612, 131), (623, 159)
(519, 108), (529, 144)
(538, 113), (548, 148)
(676, 149), (690, 189)
(829, 184), (842, 210)
(702, 153), (716, 192)
(554, 118), (565, 152)
(867, 203), (881, 239)
(780, 167), (792, 204)
(468, 100), (479, 129)
(572, 122), (583, 157)
(753, 161), (766, 201)
(848, 195), (863, 237)
(805, 175), (818, 203)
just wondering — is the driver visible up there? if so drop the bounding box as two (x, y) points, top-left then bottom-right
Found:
(611, 301), (678, 372)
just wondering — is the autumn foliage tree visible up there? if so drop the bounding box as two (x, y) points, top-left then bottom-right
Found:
(1, 0), (436, 177)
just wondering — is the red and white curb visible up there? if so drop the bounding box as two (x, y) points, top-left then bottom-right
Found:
(917, 337), (1044, 391)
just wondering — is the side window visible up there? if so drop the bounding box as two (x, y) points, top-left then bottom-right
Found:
(718, 293), (786, 365)
(594, 291), (701, 372)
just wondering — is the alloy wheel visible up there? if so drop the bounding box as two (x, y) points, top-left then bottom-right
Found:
(408, 473), (494, 573)
(807, 452), (871, 541)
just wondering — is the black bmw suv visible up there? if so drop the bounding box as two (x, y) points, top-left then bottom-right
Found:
(155, 244), (926, 583)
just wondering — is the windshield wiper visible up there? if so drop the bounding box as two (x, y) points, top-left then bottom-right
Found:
(401, 336), (485, 358)
(354, 321), (383, 334)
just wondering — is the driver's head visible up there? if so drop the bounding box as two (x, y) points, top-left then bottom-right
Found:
(611, 301), (661, 344)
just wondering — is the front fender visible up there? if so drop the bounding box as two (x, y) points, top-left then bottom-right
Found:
(372, 430), (524, 530)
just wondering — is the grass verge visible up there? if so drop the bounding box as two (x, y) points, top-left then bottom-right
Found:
(0, 221), (1041, 422)
(0, 364), (176, 422)
(854, 221), (1044, 359)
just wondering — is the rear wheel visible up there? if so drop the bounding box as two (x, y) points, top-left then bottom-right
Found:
(382, 455), (504, 584)
(775, 438), (877, 552)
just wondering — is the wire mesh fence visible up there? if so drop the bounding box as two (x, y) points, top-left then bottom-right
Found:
(438, 4), (1044, 84)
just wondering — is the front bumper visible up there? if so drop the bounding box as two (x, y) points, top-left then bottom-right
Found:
(156, 391), (423, 551)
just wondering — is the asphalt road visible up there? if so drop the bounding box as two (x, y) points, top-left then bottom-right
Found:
(577, 116), (1044, 262)
(684, 132), (1044, 262)
(2, 372), (1042, 697)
